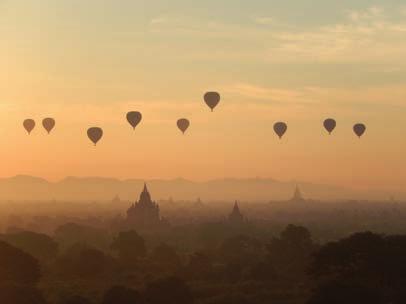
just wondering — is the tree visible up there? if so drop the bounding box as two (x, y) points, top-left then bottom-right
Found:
(308, 232), (406, 303)
(0, 240), (41, 285)
(281, 225), (312, 245)
(151, 243), (181, 272)
(78, 247), (109, 277)
(111, 231), (146, 264)
(102, 285), (142, 304)
(183, 252), (214, 280)
(0, 241), (45, 303)
(145, 276), (193, 304)
(55, 223), (110, 250)
(3, 230), (58, 262)
(0, 283), (47, 304)
(219, 235), (263, 264)
(267, 224), (317, 279)
(55, 243), (111, 278)
(61, 295), (92, 304)
(307, 281), (382, 304)
(248, 261), (277, 282)
(309, 232), (386, 280)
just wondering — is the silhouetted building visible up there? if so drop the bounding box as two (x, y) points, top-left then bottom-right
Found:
(127, 183), (162, 228)
(290, 185), (305, 203)
(228, 201), (245, 224)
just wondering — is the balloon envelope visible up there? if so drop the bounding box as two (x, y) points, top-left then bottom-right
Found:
(42, 118), (56, 134)
(23, 119), (36, 134)
(126, 111), (142, 130)
(204, 92), (220, 112)
(353, 123), (366, 138)
(323, 118), (336, 135)
(274, 122), (288, 139)
(87, 127), (103, 145)
(177, 119), (190, 134)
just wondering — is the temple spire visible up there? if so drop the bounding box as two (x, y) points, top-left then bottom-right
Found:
(127, 182), (162, 228)
(229, 201), (244, 224)
(139, 182), (152, 204)
(233, 201), (241, 214)
(291, 185), (305, 202)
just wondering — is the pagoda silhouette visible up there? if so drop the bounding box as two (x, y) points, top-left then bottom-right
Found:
(290, 185), (306, 203)
(228, 201), (245, 225)
(126, 183), (165, 228)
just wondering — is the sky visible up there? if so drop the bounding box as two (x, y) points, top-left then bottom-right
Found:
(0, 0), (405, 192)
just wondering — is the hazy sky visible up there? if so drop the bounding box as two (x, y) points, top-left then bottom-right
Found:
(0, 1), (405, 191)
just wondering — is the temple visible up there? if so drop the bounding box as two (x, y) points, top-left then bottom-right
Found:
(228, 201), (245, 224)
(126, 183), (162, 228)
(290, 185), (305, 203)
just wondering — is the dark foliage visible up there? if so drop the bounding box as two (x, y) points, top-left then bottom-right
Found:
(55, 243), (113, 278)
(307, 282), (382, 304)
(0, 283), (47, 304)
(111, 230), (146, 264)
(151, 243), (181, 273)
(309, 232), (406, 303)
(61, 295), (92, 304)
(0, 240), (41, 285)
(2, 230), (58, 262)
(102, 285), (142, 304)
(145, 276), (193, 304)
(267, 224), (318, 280)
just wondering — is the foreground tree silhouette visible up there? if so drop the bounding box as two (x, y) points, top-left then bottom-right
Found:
(0, 240), (41, 285)
(61, 295), (92, 304)
(267, 224), (318, 279)
(309, 232), (406, 303)
(219, 235), (263, 264)
(111, 230), (146, 265)
(145, 276), (193, 304)
(55, 243), (111, 278)
(55, 222), (110, 250)
(151, 243), (181, 273)
(307, 282), (382, 304)
(0, 240), (45, 303)
(102, 285), (142, 304)
(183, 252), (214, 280)
(3, 230), (58, 262)
(0, 283), (47, 304)
(309, 232), (385, 280)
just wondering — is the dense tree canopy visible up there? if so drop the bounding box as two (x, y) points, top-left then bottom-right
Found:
(55, 243), (113, 278)
(61, 295), (92, 304)
(111, 230), (146, 264)
(145, 276), (193, 304)
(309, 232), (406, 303)
(0, 283), (47, 304)
(0, 240), (41, 285)
(102, 285), (142, 304)
(2, 231), (58, 262)
(267, 224), (318, 279)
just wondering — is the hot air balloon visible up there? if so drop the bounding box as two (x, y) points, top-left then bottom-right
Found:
(353, 123), (366, 138)
(126, 111), (142, 130)
(204, 92), (220, 112)
(274, 122), (287, 139)
(42, 118), (56, 134)
(177, 119), (190, 134)
(323, 118), (336, 135)
(87, 127), (103, 145)
(23, 119), (36, 134)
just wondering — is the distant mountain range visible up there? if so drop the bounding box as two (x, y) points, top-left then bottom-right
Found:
(0, 175), (402, 202)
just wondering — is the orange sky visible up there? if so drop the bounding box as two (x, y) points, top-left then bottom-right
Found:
(0, 1), (405, 192)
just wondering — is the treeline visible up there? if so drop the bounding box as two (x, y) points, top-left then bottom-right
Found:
(1, 225), (406, 303)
